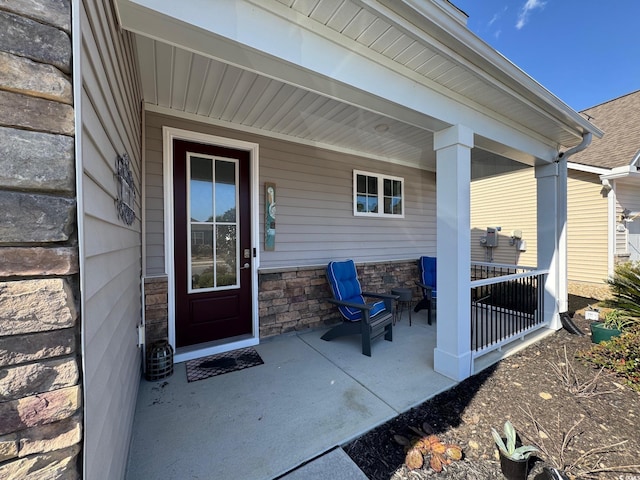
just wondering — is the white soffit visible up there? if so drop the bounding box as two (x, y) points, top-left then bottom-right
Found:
(136, 37), (436, 168)
(118, 0), (601, 168)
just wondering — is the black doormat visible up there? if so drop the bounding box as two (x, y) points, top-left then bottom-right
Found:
(185, 347), (264, 383)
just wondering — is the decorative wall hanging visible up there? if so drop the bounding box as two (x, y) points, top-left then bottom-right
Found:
(265, 182), (276, 251)
(116, 153), (136, 225)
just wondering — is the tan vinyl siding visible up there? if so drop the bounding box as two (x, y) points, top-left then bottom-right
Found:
(471, 168), (610, 283)
(470, 168), (538, 267)
(144, 112), (436, 274)
(567, 171), (608, 283)
(81, 0), (142, 478)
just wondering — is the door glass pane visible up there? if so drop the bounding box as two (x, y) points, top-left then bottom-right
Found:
(216, 225), (237, 286)
(189, 154), (240, 292)
(190, 157), (213, 222)
(215, 160), (236, 221)
(191, 224), (214, 289)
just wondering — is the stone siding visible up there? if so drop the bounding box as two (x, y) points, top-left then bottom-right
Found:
(0, 1), (81, 478)
(259, 259), (419, 337)
(144, 277), (169, 346)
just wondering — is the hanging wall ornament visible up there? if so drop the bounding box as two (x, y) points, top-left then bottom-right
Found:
(116, 153), (136, 226)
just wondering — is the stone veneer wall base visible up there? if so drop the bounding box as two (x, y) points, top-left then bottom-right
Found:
(143, 260), (420, 346)
(259, 259), (419, 337)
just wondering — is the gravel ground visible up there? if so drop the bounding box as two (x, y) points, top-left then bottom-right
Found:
(567, 282), (611, 305)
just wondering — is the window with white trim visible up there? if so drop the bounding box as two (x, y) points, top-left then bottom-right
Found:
(353, 170), (404, 217)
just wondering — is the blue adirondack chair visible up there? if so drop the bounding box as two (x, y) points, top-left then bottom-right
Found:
(322, 260), (396, 356)
(414, 256), (436, 325)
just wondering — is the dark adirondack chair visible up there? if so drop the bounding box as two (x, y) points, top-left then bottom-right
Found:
(414, 256), (437, 325)
(322, 260), (396, 356)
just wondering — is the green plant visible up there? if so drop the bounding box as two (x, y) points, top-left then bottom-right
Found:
(605, 261), (640, 321)
(578, 325), (640, 392)
(394, 422), (463, 472)
(491, 420), (538, 461)
(602, 309), (633, 331)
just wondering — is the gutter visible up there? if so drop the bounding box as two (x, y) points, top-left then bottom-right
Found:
(600, 165), (640, 181)
(599, 148), (640, 183)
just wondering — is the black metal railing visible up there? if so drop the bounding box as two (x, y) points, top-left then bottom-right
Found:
(470, 261), (535, 281)
(470, 263), (546, 353)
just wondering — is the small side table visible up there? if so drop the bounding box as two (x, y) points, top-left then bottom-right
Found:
(391, 288), (413, 326)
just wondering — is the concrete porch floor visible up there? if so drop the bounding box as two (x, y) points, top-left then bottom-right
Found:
(125, 311), (458, 479)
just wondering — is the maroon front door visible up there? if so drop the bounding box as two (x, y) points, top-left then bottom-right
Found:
(173, 139), (252, 347)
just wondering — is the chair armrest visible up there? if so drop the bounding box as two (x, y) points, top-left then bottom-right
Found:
(362, 292), (400, 301)
(362, 292), (398, 314)
(415, 282), (433, 300)
(328, 298), (373, 311)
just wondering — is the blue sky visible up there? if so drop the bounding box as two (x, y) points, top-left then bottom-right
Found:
(452, 0), (639, 111)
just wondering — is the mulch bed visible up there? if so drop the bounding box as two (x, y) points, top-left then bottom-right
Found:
(344, 297), (640, 480)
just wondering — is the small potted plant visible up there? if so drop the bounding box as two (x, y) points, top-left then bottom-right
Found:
(491, 420), (538, 480)
(590, 308), (632, 344)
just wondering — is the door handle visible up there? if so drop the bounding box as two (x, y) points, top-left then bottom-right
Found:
(240, 263), (251, 270)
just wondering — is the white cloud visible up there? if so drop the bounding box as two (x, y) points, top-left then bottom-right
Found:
(516, 0), (546, 30)
(488, 6), (508, 28)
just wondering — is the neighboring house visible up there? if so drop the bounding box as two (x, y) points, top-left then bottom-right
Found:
(571, 91), (640, 272)
(471, 90), (640, 290)
(0, 1), (602, 479)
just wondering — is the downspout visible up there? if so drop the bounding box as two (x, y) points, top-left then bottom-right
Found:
(557, 132), (593, 161)
(556, 133), (593, 314)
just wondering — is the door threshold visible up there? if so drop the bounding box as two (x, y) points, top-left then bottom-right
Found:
(174, 334), (258, 363)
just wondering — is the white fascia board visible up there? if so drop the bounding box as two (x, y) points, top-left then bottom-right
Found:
(567, 162), (610, 175)
(116, 0), (558, 162)
(371, 0), (602, 141)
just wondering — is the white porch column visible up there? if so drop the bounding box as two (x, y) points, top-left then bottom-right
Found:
(536, 162), (562, 329)
(433, 125), (474, 381)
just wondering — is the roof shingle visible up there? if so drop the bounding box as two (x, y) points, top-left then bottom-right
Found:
(570, 89), (640, 169)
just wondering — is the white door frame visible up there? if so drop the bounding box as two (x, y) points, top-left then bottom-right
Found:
(162, 126), (260, 363)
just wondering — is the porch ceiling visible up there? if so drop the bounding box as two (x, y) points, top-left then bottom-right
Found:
(121, 0), (602, 171)
(136, 37), (439, 169)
